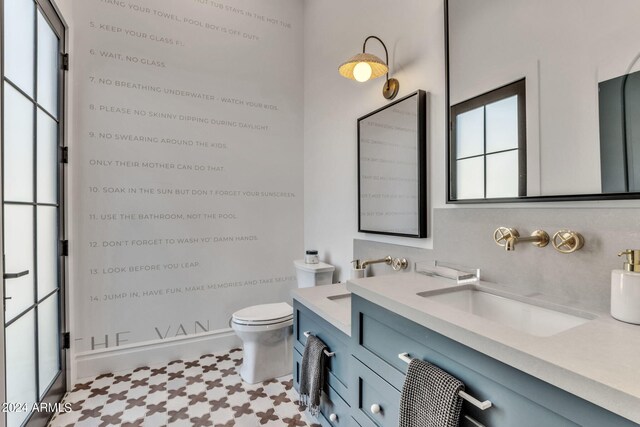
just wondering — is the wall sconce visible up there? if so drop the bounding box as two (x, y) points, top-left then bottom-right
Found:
(338, 35), (399, 100)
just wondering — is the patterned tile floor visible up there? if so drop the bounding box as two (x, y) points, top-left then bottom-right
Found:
(48, 348), (320, 427)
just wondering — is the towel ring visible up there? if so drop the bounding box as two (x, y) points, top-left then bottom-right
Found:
(398, 353), (492, 410)
(303, 331), (336, 357)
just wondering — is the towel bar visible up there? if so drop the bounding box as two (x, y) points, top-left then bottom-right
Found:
(464, 415), (486, 427)
(303, 331), (336, 357)
(398, 352), (492, 410)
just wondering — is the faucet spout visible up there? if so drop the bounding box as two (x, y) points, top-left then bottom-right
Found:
(503, 230), (549, 251)
(361, 256), (392, 269)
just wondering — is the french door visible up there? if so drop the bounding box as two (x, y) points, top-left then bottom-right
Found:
(2, 0), (67, 426)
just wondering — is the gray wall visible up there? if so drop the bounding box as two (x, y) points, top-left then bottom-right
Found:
(354, 207), (640, 312)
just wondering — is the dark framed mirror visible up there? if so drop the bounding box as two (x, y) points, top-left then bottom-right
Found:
(445, 0), (640, 203)
(358, 90), (427, 237)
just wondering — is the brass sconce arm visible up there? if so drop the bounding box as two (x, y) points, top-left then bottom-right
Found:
(362, 36), (391, 84)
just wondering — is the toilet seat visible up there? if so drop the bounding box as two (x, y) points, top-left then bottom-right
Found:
(232, 302), (293, 327)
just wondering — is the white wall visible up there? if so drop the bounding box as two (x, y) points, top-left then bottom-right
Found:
(303, 0), (446, 281)
(64, 0), (304, 378)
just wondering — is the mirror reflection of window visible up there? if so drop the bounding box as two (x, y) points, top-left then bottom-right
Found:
(451, 79), (526, 200)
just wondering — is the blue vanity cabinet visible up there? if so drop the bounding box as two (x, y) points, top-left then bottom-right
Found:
(293, 300), (352, 426)
(351, 294), (638, 427)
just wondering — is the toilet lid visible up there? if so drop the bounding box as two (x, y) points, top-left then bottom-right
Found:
(232, 302), (293, 323)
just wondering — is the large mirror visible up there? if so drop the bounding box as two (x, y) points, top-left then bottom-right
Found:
(358, 90), (427, 237)
(446, 0), (640, 202)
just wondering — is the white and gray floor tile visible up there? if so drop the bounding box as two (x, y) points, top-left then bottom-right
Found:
(48, 348), (320, 427)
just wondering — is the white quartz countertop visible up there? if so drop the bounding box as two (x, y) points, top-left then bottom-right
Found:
(291, 283), (351, 336)
(345, 273), (640, 424)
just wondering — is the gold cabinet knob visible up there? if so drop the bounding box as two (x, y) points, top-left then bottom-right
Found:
(493, 227), (519, 247)
(552, 230), (584, 254)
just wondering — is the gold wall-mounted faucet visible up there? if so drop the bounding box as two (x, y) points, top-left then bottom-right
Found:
(494, 227), (549, 251)
(361, 256), (392, 269)
(360, 255), (408, 271)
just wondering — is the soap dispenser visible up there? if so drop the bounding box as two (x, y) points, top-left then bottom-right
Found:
(611, 250), (640, 324)
(350, 260), (366, 279)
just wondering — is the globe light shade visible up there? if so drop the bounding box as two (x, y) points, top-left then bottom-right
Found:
(353, 62), (373, 82)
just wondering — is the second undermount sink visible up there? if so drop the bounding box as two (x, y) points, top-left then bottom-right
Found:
(418, 286), (596, 337)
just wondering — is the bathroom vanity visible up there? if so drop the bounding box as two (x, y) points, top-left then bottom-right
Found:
(292, 275), (640, 427)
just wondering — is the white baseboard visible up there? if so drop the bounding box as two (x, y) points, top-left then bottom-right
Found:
(74, 328), (241, 380)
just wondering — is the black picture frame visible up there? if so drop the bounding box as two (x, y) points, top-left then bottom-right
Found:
(444, 0), (640, 203)
(357, 90), (427, 238)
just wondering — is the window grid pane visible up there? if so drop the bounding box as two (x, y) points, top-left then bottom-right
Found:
(38, 292), (61, 397)
(4, 0), (35, 96)
(6, 311), (37, 427)
(486, 95), (519, 154)
(37, 11), (59, 118)
(3, 82), (35, 203)
(455, 106), (485, 159)
(486, 150), (520, 198)
(456, 156), (485, 199)
(3, 204), (35, 322)
(37, 110), (59, 204)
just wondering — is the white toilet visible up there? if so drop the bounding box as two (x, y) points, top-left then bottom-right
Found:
(231, 260), (335, 384)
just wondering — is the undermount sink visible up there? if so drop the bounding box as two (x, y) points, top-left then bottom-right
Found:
(418, 286), (596, 337)
(328, 293), (351, 309)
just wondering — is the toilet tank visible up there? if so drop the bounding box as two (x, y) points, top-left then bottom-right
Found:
(294, 260), (335, 288)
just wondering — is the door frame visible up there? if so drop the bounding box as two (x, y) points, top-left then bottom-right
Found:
(0, 0), (68, 426)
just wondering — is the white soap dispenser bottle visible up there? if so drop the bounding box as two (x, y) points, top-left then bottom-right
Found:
(611, 249), (640, 324)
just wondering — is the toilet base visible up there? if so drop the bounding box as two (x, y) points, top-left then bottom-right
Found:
(235, 323), (294, 384)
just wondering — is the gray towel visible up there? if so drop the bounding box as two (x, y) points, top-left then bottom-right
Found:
(299, 334), (327, 416)
(399, 358), (465, 427)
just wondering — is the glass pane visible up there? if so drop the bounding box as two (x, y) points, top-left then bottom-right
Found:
(4, 0), (35, 96)
(38, 292), (60, 396)
(6, 311), (37, 427)
(486, 150), (520, 198)
(37, 206), (58, 298)
(486, 95), (519, 153)
(456, 157), (484, 199)
(37, 12), (59, 117)
(4, 83), (34, 202)
(4, 205), (35, 322)
(455, 107), (484, 159)
(37, 110), (58, 204)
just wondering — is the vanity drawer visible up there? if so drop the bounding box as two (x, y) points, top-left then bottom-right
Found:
(350, 356), (400, 427)
(319, 382), (351, 427)
(294, 301), (350, 399)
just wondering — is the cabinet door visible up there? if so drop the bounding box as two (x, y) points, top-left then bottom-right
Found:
(294, 301), (350, 400)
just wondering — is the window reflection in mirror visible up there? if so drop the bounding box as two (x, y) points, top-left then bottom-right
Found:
(451, 80), (526, 200)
